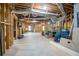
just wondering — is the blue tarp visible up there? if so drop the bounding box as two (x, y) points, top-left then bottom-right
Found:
(61, 30), (69, 38)
(54, 30), (69, 42)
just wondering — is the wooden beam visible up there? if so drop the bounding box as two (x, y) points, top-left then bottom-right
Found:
(15, 5), (30, 9)
(64, 6), (73, 10)
(63, 3), (73, 7)
(6, 4), (10, 49)
(15, 3), (31, 9)
(1, 3), (6, 54)
(15, 3), (60, 14)
(65, 3), (73, 7)
(0, 21), (12, 25)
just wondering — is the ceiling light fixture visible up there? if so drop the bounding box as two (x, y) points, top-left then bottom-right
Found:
(31, 20), (38, 23)
(32, 9), (46, 14)
(43, 6), (47, 10)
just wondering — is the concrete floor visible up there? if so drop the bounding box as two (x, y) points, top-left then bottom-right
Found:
(4, 32), (79, 56)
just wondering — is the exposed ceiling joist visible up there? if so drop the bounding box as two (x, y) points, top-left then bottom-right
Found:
(64, 6), (73, 10)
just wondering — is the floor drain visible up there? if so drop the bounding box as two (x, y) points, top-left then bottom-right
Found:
(68, 41), (70, 44)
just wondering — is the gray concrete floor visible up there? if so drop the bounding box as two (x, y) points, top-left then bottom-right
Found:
(4, 32), (79, 56)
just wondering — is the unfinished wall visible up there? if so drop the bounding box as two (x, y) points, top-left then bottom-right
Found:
(0, 4), (15, 55)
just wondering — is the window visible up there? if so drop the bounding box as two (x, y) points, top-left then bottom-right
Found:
(42, 26), (45, 31)
(28, 26), (31, 31)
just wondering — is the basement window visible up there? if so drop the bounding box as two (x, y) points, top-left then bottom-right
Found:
(42, 26), (45, 31)
(28, 26), (32, 31)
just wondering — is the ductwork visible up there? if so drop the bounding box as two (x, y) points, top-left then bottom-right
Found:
(31, 9), (59, 16)
(13, 8), (59, 16)
(56, 3), (67, 21)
